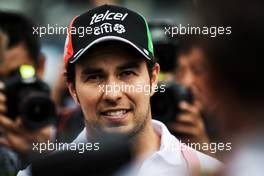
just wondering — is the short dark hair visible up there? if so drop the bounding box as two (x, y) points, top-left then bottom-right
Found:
(65, 41), (156, 84)
(0, 11), (40, 67)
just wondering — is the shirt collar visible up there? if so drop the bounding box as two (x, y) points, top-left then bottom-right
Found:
(152, 119), (183, 166)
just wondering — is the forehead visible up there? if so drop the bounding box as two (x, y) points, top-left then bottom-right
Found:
(76, 42), (146, 68)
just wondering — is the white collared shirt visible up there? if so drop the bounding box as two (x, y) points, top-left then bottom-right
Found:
(72, 119), (223, 176)
(17, 120), (222, 176)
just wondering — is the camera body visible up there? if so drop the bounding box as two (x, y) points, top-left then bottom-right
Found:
(151, 81), (193, 125)
(1, 65), (56, 130)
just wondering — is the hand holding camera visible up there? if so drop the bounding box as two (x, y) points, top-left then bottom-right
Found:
(169, 101), (209, 144)
(0, 65), (56, 153)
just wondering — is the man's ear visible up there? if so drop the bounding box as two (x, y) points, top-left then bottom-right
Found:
(67, 82), (80, 105)
(150, 63), (160, 97)
(36, 53), (46, 78)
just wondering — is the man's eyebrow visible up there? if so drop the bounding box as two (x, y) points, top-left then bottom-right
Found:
(117, 62), (141, 70)
(81, 67), (104, 75)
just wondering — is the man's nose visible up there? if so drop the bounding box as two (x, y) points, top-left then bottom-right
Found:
(182, 71), (193, 88)
(102, 77), (123, 105)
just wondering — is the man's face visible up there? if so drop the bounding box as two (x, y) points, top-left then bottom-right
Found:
(175, 54), (193, 88)
(182, 47), (216, 112)
(68, 44), (159, 136)
(0, 43), (34, 76)
(175, 48), (207, 109)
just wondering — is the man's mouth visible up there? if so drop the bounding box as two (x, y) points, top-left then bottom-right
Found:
(100, 109), (131, 121)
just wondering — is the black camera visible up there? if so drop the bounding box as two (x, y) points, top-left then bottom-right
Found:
(1, 65), (56, 130)
(151, 81), (193, 125)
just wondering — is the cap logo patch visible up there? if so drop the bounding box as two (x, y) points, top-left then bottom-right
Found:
(90, 10), (128, 25)
(88, 10), (128, 36)
(92, 23), (126, 35)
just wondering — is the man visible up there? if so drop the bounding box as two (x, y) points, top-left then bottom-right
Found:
(173, 44), (224, 156)
(185, 0), (264, 175)
(148, 22), (213, 156)
(62, 5), (222, 175)
(0, 12), (54, 161)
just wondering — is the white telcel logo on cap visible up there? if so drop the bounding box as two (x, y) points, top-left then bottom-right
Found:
(90, 10), (128, 25)
(87, 10), (128, 36)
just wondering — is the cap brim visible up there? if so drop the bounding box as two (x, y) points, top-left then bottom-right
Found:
(69, 36), (152, 64)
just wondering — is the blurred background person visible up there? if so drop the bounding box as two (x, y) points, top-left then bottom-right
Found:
(149, 21), (217, 157)
(174, 40), (224, 156)
(51, 64), (84, 143)
(0, 11), (57, 175)
(185, 0), (264, 175)
(0, 28), (19, 176)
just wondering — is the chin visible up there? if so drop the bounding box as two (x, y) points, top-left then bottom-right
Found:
(103, 125), (133, 134)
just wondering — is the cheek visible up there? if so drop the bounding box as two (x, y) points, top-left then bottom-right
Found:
(192, 75), (212, 106)
(202, 75), (223, 112)
(76, 84), (101, 117)
(126, 80), (151, 111)
(127, 91), (150, 119)
(193, 76), (206, 94)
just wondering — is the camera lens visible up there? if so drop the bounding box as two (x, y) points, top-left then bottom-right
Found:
(20, 92), (56, 130)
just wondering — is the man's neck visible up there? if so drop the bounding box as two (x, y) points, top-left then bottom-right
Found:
(131, 119), (161, 162)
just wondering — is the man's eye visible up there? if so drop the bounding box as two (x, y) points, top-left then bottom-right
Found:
(86, 74), (103, 82)
(120, 71), (136, 77)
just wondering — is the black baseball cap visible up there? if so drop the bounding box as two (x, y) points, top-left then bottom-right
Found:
(64, 4), (154, 65)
